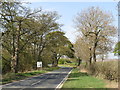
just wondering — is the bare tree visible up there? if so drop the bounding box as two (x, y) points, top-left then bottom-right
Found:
(74, 36), (92, 65)
(74, 7), (116, 63)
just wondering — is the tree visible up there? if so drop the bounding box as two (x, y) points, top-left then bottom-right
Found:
(74, 36), (92, 65)
(1, 0), (68, 73)
(33, 11), (62, 64)
(0, 0), (42, 73)
(114, 41), (120, 56)
(45, 31), (73, 67)
(74, 7), (116, 64)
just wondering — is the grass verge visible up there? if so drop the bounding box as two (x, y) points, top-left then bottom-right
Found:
(62, 68), (106, 88)
(58, 64), (77, 67)
(1, 67), (60, 85)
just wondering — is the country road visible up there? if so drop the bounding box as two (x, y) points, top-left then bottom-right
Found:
(2, 67), (72, 90)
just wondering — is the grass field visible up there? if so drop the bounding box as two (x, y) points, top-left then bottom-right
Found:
(62, 68), (106, 88)
(1, 67), (59, 85)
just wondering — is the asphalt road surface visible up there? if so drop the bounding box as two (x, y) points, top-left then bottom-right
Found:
(2, 67), (72, 90)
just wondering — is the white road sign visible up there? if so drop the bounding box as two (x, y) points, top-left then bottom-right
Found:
(37, 62), (42, 67)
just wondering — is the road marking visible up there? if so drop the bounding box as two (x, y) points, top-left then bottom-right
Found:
(55, 68), (73, 90)
(31, 80), (42, 86)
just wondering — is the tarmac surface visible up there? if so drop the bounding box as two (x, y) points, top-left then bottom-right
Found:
(2, 67), (73, 90)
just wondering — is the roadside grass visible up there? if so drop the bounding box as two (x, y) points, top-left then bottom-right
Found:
(62, 68), (106, 88)
(1, 67), (60, 85)
(44, 67), (60, 71)
(58, 63), (77, 67)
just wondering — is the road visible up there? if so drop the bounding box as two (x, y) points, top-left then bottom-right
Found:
(2, 67), (72, 90)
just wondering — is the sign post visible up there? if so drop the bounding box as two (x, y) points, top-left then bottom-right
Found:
(37, 62), (42, 70)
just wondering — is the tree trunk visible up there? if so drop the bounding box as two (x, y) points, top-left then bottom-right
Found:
(52, 52), (58, 67)
(11, 27), (16, 73)
(93, 40), (97, 63)
(89, 48), (92, 65)
(89, 56), (92, 65)
(93, 48), (96, 62)
(85, 61), (88, 68)
(15, 21), (21, 73)
(52, 60), (58, 67)
(15, 48), (19, 73)
(53, 60), (58, 67)
(33, 44), (37, 70)
(52, 60), (55, 67)
(77, 57), (82, 66)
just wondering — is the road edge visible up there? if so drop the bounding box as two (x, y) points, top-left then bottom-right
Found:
(55, 68), (73, 90)
(2, 67), (61, 87)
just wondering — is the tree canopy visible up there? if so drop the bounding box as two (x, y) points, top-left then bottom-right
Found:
(0, 0), (74, 73)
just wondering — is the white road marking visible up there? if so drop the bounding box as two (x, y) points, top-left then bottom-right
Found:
(31, 80), (42, 86)
(55, 68), (73, 89)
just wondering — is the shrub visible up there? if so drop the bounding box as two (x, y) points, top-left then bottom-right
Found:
(58, 58), (73, 64)
(82, 61), (118, 82)
(58, 59), (66, 64)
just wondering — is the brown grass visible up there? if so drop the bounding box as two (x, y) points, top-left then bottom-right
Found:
(105, 80), (118, 88)
(80, 69), (88, 73)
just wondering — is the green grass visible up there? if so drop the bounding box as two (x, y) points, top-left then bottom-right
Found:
(62, 68), (106, 88)
(1, 67), (60, 85)
(58, 63), (77, 67)
(44, 67), (60, 71)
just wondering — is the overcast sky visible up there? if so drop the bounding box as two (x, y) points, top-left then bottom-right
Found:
(22, 0), (118, 59)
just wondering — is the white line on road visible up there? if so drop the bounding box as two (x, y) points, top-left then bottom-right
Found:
(31, 80), (42, 86)
(55, 68), (73, 90)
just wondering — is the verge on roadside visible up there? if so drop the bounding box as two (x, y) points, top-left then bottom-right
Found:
(62, 68), (106, 88)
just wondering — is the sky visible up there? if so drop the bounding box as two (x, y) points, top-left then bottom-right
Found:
(22, 1), (119, 59)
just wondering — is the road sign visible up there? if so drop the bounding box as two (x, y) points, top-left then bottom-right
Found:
(37, 62), (42, 67)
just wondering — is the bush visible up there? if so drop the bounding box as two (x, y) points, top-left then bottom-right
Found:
(82, 61), (118, 82)
(58, 58), (75, 64)
(58, 59), (65, 64)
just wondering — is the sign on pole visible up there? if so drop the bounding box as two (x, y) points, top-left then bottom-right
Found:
(37, 62), (42, 68)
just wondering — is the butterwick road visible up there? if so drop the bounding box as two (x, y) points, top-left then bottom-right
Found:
(2, 67), (72, 90)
